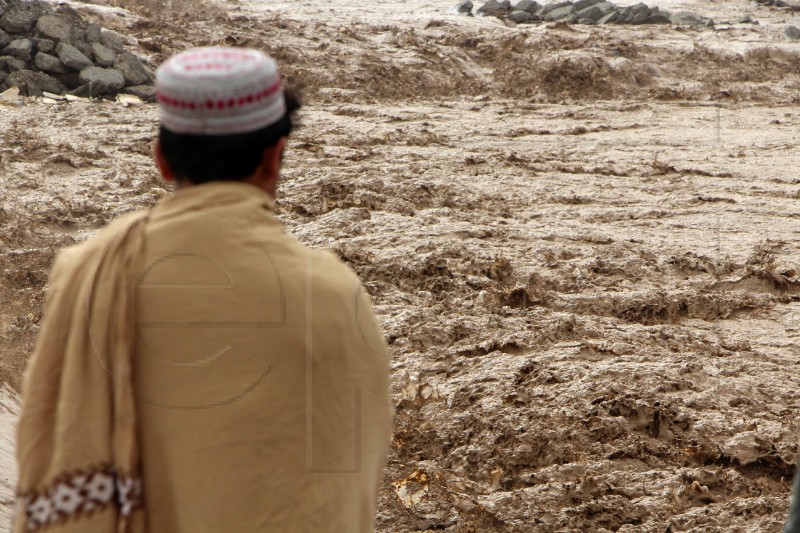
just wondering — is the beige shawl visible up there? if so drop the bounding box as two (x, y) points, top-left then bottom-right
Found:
(14, 212), (149, 533)
(15, 182), (394, 533)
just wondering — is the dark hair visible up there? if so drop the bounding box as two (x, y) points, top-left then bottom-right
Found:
(159, 88), (301, 184)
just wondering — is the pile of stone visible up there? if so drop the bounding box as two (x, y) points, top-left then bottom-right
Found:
(755, 0), (800, 9)
(0, 0), (154, 99)
(453, 0), (715, 27)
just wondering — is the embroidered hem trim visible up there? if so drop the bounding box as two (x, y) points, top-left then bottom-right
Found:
(18, 465), (142, 531)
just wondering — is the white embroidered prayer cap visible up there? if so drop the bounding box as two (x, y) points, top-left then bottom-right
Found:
(155, 47), (286, 135)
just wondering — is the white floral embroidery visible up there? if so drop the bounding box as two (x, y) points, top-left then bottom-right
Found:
(85, 471), (114, 502)
(27, 495), (54, 528)
(51, 483), (81, 514)
(21, 467), (142, 531)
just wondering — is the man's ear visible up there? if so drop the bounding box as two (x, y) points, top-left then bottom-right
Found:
(262, 136), (288, 181)
(154, 141), (176, 182)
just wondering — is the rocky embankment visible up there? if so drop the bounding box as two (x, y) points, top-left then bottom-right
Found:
(0, 0), (153, 98)
(453, 0), (723, 27)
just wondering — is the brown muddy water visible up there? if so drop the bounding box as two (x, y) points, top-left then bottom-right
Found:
(2, 0), (800, 530)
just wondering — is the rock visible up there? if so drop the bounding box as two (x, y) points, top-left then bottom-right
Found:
(54, 3), (86, 26)
(99, 29), (126, 52)
(113, 52), (151, 86)
(508, 9), (533, 23)
(573, 0), (602, 10)
(122, 84), (155, 102)
(7, 69), (65, 96)
(91, 42), (116, 68)
(540, 1), (571, 16)
(576, 5), (605, 22)
(0, 28), (8, 49)
(545, 4), (574, 21)
(785, 25), (800, 40)
(595, 1), (616, 15)
(670, 11), (706, 26)
(53, 71), (80, 89)
(73, 38), (94, 58)
(2, 38), (32, 61)
(0, 55), (26, 71)
(34, 52), (66, 74)
(616, 6), (633, 23)
(34, 38), (53, 53)
(79, 66), (124, 95)
(577, 17), (596, 24)
(598, 10), (620, 24)
(645, 12), (671, 24)
(737, 15), (752, 24)
(56, 42), (92, 71)
(629, 4), (652, 24)
(513, 0), (539, 13)
(85, 23), (101, 44)
(35, 15), (74, 44)
(67, 82), (92, 98)
(0, 1), (50, 33)
(451, 0), (473, 14)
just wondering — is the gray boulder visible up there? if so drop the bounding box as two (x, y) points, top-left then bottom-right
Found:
(7, 69), (65, 96)
(113, 52), (151, 86)
(540, 1), (571, 15)
(2, 38), (32, 61)
(513, 0), (539, 13)
(573, 0), (602, 10)
(545, 4), (574, 20)
(34, 38), (54, 53)
(122, 84), (155, 102)
(0, 55), (26, 71)
(595, 1), (616, 14)
(0, 28), (8, 49)
(53, 71), (80, 89)
(598, 10), (620, 24)
(56, 42), (92, 70)
(786, 25), (800, 40)
(36, 15), (75, 44)
(79, 66), (124, 95)
(67, 82), (92, 98)
(645, 12), (671, 23)
(99, 29), (126, 52)
(91, 42), (116, 67)
(508, 9), (533, 23)
(451, 0), (473, 14)
(576, 5), (605, 22)
(670, 11), (709, 26)
(477, 0), (501, 15)
(0, 1), (50, 33)
(34, 52), (67, 74)
(616, 6), (633, 22)
(85, 23), (102, 44)
(629, 3), (652, 24)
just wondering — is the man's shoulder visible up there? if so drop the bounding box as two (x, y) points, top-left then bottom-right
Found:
(52, 210), (149, 277)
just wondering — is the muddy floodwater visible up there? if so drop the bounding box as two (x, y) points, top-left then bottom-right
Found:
(2, 0), (800, 531)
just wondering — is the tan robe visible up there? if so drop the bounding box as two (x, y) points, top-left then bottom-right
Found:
(16, 182), (393, 532)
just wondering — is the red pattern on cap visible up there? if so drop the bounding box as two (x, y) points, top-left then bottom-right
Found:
(156, 78), (283, 111)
